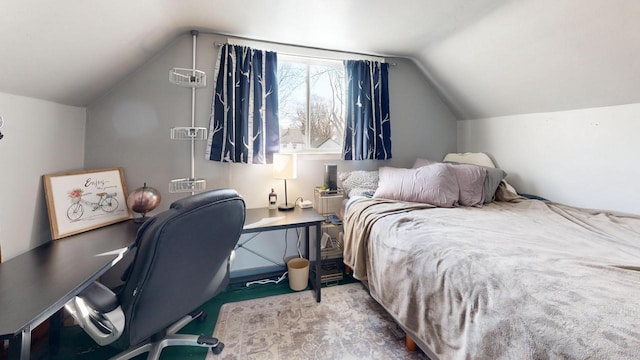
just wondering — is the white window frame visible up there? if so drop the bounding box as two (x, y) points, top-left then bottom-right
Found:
(278, 54), (345, 155)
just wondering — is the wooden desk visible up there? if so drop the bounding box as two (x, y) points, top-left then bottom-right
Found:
(0, 220), (138, 360)
(243, 207), (324, 302)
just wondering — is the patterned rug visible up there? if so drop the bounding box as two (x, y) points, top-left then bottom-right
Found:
(209, 282), (428, 360)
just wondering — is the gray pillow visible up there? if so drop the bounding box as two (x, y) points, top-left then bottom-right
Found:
(449, 164), (487, 207)
(373, 164), (459, 207)
(443, 161), (506, 203)
(483, 167), (507, 203)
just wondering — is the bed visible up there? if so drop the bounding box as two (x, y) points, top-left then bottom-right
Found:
(341, 155), (640, 360)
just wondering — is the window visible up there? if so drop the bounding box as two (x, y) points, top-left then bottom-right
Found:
(278, 55), (345, 154)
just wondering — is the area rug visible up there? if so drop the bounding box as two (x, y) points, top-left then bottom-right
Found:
(208, 282), (428, 360)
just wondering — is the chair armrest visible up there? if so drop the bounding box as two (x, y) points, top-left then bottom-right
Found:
(79, 282), (119, 313)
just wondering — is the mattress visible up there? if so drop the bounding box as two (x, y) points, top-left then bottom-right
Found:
(343, 197), (640, 359)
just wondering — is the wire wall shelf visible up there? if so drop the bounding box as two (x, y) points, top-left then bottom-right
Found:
(168, 31), (208, 194)
(169, 178), (206, 193)
(169, 68), (207, 88)
(170, 127), (208, 140)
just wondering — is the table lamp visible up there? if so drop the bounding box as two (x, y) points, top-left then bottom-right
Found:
(273, 153), (297, 211)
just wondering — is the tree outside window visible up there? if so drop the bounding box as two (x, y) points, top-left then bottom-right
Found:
(278, 55), (345, 153)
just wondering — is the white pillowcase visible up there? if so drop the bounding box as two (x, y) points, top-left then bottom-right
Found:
(442, 152), (496, 168)
(338, 170), (379, 197)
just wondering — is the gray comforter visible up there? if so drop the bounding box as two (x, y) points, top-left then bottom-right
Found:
(343, 198), (640, 359)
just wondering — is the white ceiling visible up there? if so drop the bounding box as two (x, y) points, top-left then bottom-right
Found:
(2, 0), (639, 119)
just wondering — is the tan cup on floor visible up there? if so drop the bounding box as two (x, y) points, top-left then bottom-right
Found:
(287, 258), (310, 291)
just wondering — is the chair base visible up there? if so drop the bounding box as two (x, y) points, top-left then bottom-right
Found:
(109, 311), (223, 360)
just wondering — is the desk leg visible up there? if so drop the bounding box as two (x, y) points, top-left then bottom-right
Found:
(315, 223), (321, 302)
(8, 328), (30, 360)
(49, 310), (62, 355)
(304, 226), (309, 259)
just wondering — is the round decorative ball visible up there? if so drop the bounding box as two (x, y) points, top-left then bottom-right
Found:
(127, 183), (161, 221)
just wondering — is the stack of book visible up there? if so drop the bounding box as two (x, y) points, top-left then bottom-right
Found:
(320, 262), (343, 284)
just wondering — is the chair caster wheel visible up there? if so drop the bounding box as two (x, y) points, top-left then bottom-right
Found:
(211, 342), (224, 355)
(197, 312), (208, 322)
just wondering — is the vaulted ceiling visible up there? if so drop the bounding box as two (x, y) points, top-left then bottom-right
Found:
(2, 0), (639, 119)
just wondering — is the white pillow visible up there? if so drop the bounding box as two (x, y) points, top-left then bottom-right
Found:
(338, 170), (379, 197)
(442, 152), (496, 168)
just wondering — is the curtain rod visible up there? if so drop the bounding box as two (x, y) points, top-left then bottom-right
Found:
(208, 34), (397, 66)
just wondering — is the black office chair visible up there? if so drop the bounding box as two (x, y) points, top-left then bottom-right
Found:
(65, 188), (245, 359)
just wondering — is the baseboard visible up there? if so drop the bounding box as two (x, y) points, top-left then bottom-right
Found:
(230, 265), (287, 285)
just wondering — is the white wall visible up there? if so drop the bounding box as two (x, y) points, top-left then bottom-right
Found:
(458, 103), (640, 215)
(0, 92), (85, 261)
(85, 33), (457, 275)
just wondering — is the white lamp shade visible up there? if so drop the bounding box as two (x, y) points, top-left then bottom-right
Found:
(273, 153), (298, 179)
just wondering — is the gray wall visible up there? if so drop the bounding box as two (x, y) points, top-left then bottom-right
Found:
(0, 92), (86, 261)
(85, 33), (457, 274)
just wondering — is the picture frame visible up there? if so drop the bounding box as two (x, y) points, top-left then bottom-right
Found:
(43, 167), (132, 239)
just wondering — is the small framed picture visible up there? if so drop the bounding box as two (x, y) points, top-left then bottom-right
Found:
(43, 167), (132, 239)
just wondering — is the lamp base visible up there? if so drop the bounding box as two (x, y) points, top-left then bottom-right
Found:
(278, 203), (295, 211)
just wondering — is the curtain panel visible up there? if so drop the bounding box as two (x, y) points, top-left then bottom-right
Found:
(206, 44), (279, 164)
(343, 60), (391, 160)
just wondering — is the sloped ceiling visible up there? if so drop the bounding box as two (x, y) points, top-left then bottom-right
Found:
(1, 0), (639, 119)
(415, 0), (640, 119)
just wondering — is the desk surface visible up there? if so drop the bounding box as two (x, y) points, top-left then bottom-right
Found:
(243, 207), (324, 233)
(0, 208), (322, 345)
(0, 220), (138, 339)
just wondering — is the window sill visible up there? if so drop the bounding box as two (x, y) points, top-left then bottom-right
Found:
(279, 152), (342, 161)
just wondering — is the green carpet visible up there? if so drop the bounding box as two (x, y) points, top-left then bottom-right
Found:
(49, 274), (356, 360)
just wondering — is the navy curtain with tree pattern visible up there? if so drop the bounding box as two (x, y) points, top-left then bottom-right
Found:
(206, 44), (279, 164)
(343, 60), (391, 160)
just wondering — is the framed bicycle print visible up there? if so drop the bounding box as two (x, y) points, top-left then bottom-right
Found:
(43, 167), (132, 239)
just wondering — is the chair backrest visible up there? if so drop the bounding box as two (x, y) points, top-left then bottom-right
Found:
(118, 188), (245, 346)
